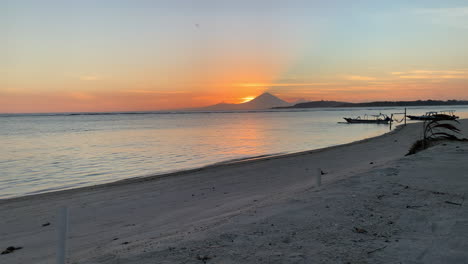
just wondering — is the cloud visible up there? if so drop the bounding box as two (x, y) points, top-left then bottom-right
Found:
(237, 82), (340, 87)
(344, 75), (377, 81)
(391, 70), (468, 80)
(124, 90), (189, 94)
(399, 75), (463, 79)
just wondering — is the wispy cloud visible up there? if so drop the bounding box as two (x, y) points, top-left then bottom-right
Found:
(344, 75), (377, 81)
(399, 75), (464, 79)
(391, 69), (468, 80)
(392, 70), (466, 75)
(124, 90), (189, 94)
(237, 82), (340, 87)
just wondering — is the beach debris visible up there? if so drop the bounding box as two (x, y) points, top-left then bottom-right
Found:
(406, 205), (423, 209)
(1, 246), (22, 255)
(367, 245), (387, 255)
(320, 169), (327, 175)
(112, 238), (119, 241)
(196, 254), (212, 263)
(121, 241), (130, 245)
(42, 222), (50, 227)
(445, 201), (462, 206)
(369, 162), (374, 164)
(353, 227), (368, 234)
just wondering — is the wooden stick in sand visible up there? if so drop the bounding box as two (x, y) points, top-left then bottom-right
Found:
(316, 168), (322, 187)
(57, 206), (69, 264)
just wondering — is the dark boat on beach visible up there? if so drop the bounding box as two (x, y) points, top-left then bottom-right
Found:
(406, 110), (459, 121)
(343, 114), (392, 124)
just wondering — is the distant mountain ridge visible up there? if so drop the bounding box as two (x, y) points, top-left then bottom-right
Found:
(273, 100), (468, 109)
(195, 92), (291, 111)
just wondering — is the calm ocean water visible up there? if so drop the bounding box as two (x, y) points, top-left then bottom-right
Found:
(1, 106), (468, 199)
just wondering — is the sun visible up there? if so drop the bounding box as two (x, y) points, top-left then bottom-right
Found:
(240, 96), (255, 103)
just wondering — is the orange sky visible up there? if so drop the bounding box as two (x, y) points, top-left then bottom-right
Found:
(2, 1), (468, 113)
(3, 69), (468, 113)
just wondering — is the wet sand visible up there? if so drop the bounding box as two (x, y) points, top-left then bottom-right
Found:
(1, 120), (467, 263)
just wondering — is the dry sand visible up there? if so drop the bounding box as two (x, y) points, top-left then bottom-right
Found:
(1, 120), (467, 263)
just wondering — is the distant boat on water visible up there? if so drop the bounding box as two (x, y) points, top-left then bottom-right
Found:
(406, 110), (459, 121)
(343, 114), (392, 124)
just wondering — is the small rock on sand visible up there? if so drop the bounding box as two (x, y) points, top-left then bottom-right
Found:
(354, 227), (368, 234)
(1, 246), (22, 255)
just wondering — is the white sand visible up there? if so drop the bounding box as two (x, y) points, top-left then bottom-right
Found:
(1, 120), (467, 263)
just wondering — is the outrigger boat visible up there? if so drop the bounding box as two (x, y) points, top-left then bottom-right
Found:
(343, 113), (392, 124)
(406, 110), (459, 121)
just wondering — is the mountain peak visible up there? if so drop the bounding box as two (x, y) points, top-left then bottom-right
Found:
(257, 92), (275, 97)
(246, 92), (289, 107)
(195, 92), (291, 111)
(249, 92), (289, 104)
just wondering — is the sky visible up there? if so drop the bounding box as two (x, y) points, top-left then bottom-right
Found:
(2, 0), (468, 113)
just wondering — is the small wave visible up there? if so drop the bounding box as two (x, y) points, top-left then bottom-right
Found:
(213, 153), (286, 165)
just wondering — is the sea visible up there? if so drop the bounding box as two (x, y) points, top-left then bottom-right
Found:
(1, 106), (468, 199)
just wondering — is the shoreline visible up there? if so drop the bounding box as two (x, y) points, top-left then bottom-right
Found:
(1, 124), (403, 203)
(2, 120), (467, 263)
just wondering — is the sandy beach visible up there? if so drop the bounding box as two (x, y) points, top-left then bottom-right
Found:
(1, 120), (467, 264)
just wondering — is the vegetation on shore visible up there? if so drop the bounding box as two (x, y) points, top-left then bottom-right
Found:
(407, 119), (467, 155)
(274, 100), (468, 109)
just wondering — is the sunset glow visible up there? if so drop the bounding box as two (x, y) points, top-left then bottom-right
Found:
(241, 96), (256, 103)
(2, 1), (468, 113)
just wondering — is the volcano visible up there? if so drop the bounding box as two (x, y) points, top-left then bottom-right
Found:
(195, 92), (291, 111)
